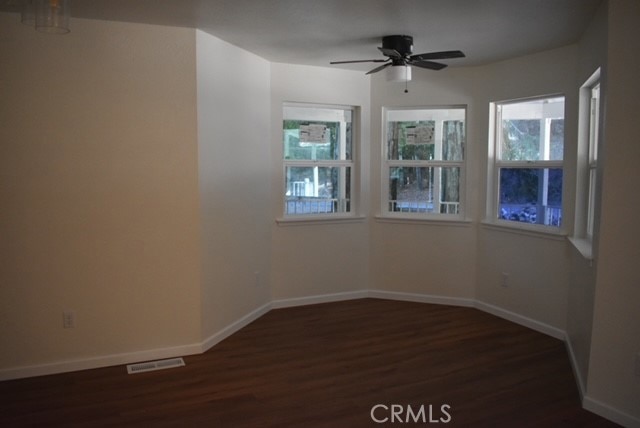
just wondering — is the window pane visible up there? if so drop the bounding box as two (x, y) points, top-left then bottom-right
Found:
(440, 167), (461, 214)
(498, 168), (562, 226)
(283, 106), (352, 161)
(387, 121), (436, 161)
(387, 108), (465, 161)
(443, 120), (465, 161)
(587, 168), (596, 237)
(285, 166), (351, 215)
(388, 167), (460, 214)
(500, 97), (564, 161)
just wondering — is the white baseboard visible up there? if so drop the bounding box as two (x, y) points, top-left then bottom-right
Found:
(368, 289), (475, 307)
(583, 396), (640, 428)
(271, 290), (369, 309)
(201, 302), (272, 352)
(474, 300), (565, 340)
(0, 342), (203, 381)
(564, 335), (586, 401)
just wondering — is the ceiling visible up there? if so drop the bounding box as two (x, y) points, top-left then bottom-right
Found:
(1, 0), (602, 71)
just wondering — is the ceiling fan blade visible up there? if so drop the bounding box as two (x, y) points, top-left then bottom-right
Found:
(378, 47), (402, 58)
(330, 59), (389, 64)
(366, 62), (392, 75)
(410, 60), (448, 71)
(410, 50), (466, 61)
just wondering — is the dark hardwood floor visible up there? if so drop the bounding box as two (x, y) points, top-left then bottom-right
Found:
(0, 299), (619, 427)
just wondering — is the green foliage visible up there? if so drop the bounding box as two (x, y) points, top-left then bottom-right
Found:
(501, 120), (540, 161)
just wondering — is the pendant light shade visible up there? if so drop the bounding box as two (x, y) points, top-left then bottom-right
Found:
(386, 65), (412, 82)
(35, 0), (70, 34)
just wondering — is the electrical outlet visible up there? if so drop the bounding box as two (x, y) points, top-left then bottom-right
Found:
(501, 272), (509, 288)
(63, 311), (76, 329)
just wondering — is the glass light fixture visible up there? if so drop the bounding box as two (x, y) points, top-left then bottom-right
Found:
(35, 0), (70, 34)
(21, 0), (36, 26)
(386, 65), (412, 82)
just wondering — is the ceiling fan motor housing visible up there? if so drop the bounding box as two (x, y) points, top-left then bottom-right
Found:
(382, 35), (414, 56)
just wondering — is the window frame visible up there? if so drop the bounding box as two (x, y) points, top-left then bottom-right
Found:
(571, 69), (601, 259)
(281, 102), (358, 221)
(487, 94), (566, 234)
(380, 105), (467, 221)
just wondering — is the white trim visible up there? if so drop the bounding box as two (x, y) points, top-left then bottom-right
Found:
(276, 215), (366, 226)
(271, 290), (369, 309)
(374, 216), (472, 227)
(480, 221), (567, 241)
(567, 236), (594, 261)
(0, 342), (203, 381)
(201, 302), (272, 352)
(564, 335), (587, 400)
(583, 396), (640, 428)
(368, 290), (475, 307)
(474, 300), (565, 340)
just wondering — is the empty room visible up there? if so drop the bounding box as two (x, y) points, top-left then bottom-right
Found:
(1, 0), (638, 426)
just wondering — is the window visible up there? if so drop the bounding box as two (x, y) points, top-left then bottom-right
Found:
(490, 96), (565, 229)
(383, 107), (466, 218)
(586, 83), (600, 239)
(283, 104), (354, 216)
(572, 69), (601, 256)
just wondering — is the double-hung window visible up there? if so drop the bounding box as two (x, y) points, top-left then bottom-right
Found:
(283, 103), (354, 217)
(571, 69), (601, 258)
(490, 96), (565, 229)
(585, 84), (600, 239)
(383, 107), (466, 218)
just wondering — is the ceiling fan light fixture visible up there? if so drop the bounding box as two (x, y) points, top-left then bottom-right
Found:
(35, 0), (70, 35)
(386, 65), (411, 82)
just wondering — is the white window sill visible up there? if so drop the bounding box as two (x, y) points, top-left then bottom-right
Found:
(276, 215), (366, 226)
(568, 237), (594, 261)
(375, 215), (473, 227)
(480, 221), (567, 241)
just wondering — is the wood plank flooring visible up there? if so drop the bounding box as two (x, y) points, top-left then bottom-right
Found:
(0, 299), (619, 427)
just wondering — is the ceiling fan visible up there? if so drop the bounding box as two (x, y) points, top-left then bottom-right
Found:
(330, 35), (465, 75)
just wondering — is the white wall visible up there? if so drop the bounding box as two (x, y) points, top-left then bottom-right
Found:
(0, 16), (202, 374)
(196, 31), (272, 340)
(473, 46), (579, 331)
(586, 1), (640, 423)
(269, 63), (371, 300)
(369, 46), (578, 330)
(369, 69), (477, 300)
(566, 0), (608, 396)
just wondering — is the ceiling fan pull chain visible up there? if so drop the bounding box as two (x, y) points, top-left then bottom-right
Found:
(404, 66), (409, 93)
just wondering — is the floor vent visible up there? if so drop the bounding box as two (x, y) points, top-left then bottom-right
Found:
(126, 357), (185, 374)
